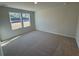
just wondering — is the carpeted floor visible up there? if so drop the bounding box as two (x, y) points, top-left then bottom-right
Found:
(2, 31), (79, 56)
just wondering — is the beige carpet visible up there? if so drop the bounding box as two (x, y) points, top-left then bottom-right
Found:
(2, 31), (78, 56)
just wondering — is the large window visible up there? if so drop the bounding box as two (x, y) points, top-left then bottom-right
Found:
(9, 12), (22, 30)
(9, 12), (31, 30)
(22, 13), (31, 27)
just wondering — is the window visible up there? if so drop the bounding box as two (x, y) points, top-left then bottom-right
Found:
(9, 12), (31, 30)
(22, 13), (31, 27)
(9, 12), (22, 30)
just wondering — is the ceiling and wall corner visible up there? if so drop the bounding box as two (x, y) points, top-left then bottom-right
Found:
(0, 2), (79, 11)
(0, 2), (35, 11)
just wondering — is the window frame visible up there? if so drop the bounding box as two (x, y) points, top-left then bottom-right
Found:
(9, 12), (31, 30)
(22, 13), (31, 28)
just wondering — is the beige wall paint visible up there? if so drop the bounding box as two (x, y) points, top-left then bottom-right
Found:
(35, 6), (78, 38)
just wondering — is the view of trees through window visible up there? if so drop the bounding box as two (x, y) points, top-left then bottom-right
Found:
(9, 12), (31, 30)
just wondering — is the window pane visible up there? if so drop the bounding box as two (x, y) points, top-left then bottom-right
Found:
(11, 22), (22, 30)
(22, 13), (31, 27)
(9, 12), (22, 30)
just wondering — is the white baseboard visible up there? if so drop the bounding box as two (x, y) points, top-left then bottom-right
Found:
(51, 32), (75, 38)
(37, 29), (75, 38)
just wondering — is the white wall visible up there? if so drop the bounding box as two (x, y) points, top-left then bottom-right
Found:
(76, 16), (79, 48)
(35, 6), (78, 38)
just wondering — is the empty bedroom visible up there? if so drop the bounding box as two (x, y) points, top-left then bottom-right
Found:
(0, 2), (79, 56)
